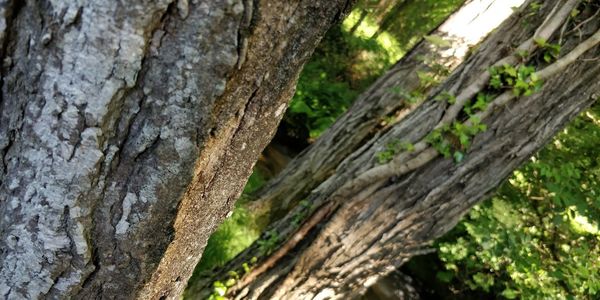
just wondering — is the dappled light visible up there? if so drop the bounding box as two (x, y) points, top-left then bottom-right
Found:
(418, 102), (600, 299)
(5, 0), (596, 299)
(187, 1), (600, 299)
(342, 9), (404, 63)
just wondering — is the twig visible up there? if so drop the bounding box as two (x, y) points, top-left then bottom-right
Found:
(468, 28), (600, 122)
(343, 1), (584, 198)
(355, 4), (599, 201)
(579, 56), (600, 61)
(567, 8), (600, 36)
(226, 2), (597, 294)
(439, 0), (580, 127)
(536, 27), (600, 79)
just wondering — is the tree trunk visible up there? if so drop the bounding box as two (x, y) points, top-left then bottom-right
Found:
(0, 0), (353, 299)
(249, 0), (526, 223)
(193, 0), (600, 298)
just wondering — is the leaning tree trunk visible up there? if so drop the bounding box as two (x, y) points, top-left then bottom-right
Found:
(0, 0), (354, 299)
(249, 0), (526, 223)
(193, 0), (600, 298)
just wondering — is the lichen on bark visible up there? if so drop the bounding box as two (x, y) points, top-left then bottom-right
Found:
(0, 0), (354, 299)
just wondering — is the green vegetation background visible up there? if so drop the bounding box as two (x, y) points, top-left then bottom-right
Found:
(187, 1), (600, 299)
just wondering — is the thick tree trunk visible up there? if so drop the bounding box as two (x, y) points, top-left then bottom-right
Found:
(249, 0), (525, 222)
(0, 0), (353, 299)
(194, 0), (600, 298)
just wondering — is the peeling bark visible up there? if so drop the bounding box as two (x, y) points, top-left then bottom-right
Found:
(194, 0), (600, 298)
(0, 0), (353, 299)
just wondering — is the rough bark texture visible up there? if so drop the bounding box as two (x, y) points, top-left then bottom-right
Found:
(0, 0), (353, 299)
(194, 0), (600, 298)
(249, 0), (525, 222)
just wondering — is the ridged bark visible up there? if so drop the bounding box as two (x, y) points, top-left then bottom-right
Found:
(0, 0), (353, 299)
(249, 0), (525, 224)
(194, 0), (600, 298)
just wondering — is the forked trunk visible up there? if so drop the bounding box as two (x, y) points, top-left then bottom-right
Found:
(193, 0), (600, 298)
(249, 0), (526, 225)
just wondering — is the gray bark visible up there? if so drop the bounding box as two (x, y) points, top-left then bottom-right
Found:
(0, 0), (353, 299)
(249, 0), (525, 222)
(193, 0), (600, 298)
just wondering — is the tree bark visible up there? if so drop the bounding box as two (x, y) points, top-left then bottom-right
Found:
(0, 0), (353, 299)
(193, 0), (600, 298)
(249, 0), (526, 223)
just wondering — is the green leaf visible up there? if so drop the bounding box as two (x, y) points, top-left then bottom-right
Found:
(534, 37), (547, 47)
(529, 1), (542, 11)
(473, 94), (489, 111)
(530, 73), (539, 82)
(388, 86), (407, 96)
(501, 288), (519, 299)
(213, 281), (227, 296)
(454, 151), (465, 163)
(490, 76), (502, 89)
(504, 65), (517, 77)
(225, 278), (236, 287)
(417, 71), (438, 86)
(570, 8), (580, 18)
(227, 271), (239, 279)
(242, 262), (250, 273)
(472, 272), (494, 291)
(459, 133), (470, 147)
(513, 88), (522, 96)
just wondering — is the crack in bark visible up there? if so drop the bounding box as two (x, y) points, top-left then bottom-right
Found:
(63, 1), (181, 293)
(0, 0), (20, 183)
(46, 205), (77, 293)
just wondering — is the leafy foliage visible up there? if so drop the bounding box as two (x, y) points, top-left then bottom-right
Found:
(431, 103), (600, 299)
(534, 38), (562, 63)
(284, 0), (465, 141)
(376, 140), (415, 164)
(427, 118), (487, 163)
(285, 27), (389, 140)
(187, 3), (467, 295)
(489, 64), (542, 96)
(187, 2), (600, 299)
